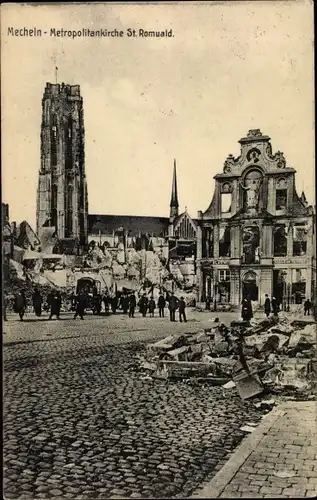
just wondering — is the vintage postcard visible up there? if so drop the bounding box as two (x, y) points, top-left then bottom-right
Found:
(2, 1), (315, 500)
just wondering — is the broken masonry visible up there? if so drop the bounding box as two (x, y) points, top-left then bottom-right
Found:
(136, 315), (316, 400)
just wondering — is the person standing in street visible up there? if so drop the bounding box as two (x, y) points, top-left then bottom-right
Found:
(74, 290), (87, 320)
(129, 293), (137, 318)
(241, 297), (253, 323)
(103, 293), (110, 314)
(111, 294), (118, 315)
(271, 296), (279, 317)
(14, 290), (27, 321)
(304, 298), (312, 316)
(158, 293), (166, 318)
(121, 294), (129, 314)
(148, 296), (156, 318)
(168, 292), (178, 322)
(179, 296), (187, 323)
(32, 287), (43, 317)
(139, 294), (148, 317)
(264, 294), (271, 318)
(49, 290), (62, 320)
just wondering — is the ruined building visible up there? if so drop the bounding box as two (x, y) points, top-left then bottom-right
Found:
(88, 159), (197, 259)
(196, 129), (315, 308)
(36, 83), (88, 250)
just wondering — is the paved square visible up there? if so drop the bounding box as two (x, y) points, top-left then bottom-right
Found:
(4, 311), (266, 499)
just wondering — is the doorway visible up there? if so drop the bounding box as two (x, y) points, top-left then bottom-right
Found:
(242, 271), (258, 301)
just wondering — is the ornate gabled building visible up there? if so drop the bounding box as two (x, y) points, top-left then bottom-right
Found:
(36, 82), (88, 249)
(196, 129), (315, 308)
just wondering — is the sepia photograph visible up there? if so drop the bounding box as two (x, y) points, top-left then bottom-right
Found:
(1, 1), (316, 499)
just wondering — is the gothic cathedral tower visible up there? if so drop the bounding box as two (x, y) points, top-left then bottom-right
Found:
(36, 82), (88, 246)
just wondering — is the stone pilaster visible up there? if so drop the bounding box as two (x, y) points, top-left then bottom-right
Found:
(198, 267), (204, 303)
(267, 177), (275, 213)
(214, 224), (219, 258)
(262, 225), (273, 256)
(231, 268), (240, 306)
(231, 226), (240, 258)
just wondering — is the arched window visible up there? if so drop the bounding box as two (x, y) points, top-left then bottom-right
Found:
(65, 117), (73, 170)
(51, 184), (58, 229)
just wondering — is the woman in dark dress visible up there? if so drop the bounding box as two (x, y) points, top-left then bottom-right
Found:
(241, 298), (253, 323)
(32, 288), (43, 317)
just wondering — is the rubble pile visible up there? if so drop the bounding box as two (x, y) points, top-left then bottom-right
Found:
(136, 316), (316, 400)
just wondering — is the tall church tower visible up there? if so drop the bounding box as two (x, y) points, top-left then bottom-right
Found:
(169, 159), (179, 220)
(36, 82), (88, 246)
(168, 159), (179, 237)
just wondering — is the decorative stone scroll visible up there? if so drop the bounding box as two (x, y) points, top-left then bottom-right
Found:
(266, 143), (286, 168)
(223, 154), (241, 174)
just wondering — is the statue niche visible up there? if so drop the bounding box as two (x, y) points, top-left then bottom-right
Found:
(240, 169), (263, 211)
(242, 225), (260, 264)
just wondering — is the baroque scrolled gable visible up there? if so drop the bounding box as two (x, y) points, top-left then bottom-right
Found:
(221, 129), (289, 175)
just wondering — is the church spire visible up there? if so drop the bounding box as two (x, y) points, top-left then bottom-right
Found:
(170, 159), (179, 219)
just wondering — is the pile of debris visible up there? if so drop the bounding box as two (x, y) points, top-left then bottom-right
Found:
(136, 316), (316, 400)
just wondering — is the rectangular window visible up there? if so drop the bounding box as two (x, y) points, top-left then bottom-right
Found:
(274, 224), (287, 256)
(219, 227), (231, 257)
(293, 225), (307, 256)
(221, 193), (232, 214)
(276, 189), (287, 211)
(219, 270), (231, 281)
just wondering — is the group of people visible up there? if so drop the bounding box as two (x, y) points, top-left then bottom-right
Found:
(7, 288), (188, 323)
(7, 288), (314, 323)
(102, 291), (187, 322)
(241, 294), (313, 323)
(136, 292), (187, 322)
(241, 294), (283, 322)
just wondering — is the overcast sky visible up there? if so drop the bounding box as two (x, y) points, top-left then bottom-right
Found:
(2, 1), (314, 229)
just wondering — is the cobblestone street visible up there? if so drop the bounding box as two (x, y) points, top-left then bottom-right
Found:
(3, 311), (266, 499)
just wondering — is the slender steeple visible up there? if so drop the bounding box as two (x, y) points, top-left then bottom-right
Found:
(170, 159), (179, 219)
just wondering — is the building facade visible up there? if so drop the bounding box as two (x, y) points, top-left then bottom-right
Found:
(36, 82), (88, 247)
(196, 129), (315, 308)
